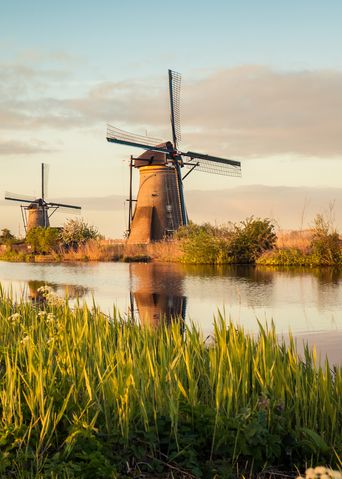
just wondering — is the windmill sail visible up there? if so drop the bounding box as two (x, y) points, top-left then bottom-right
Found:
(4, 163), (81, 232)
(106, 125), (167, 153)
(168, 69), (181, 148)
(53, 206), (81, 215)
(168, 70), (187, 225)
(48, 201), (81, 210)
(42, 163), (49, 200)
(106, 68), (242, 243)
(5, 192), (37, 203)
(182, 151), (241, 177)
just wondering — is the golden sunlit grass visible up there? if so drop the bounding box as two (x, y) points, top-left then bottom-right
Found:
(61, 239), (124, 261)
(61, 239), (183, 263)
(276, 229), (313, 253)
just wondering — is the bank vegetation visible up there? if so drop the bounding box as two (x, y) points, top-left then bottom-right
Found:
(0, 290), (340, 477)
(1, 214), (342, 267)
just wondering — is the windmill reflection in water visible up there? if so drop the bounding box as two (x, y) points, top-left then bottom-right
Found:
(129, 263), (187, 331)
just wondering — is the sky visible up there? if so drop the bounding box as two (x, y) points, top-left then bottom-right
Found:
(1, 0), (342, 237)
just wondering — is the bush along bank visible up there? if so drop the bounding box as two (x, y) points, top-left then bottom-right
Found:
(0, 219), (102, 263)
(2, 214), (342, 267)
(258, 214), (342, 267)
(176, 217), (277, 264)
(175, 214), (342, 267)
(0, 290), (341, 478)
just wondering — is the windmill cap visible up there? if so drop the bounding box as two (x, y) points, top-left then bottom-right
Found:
(134, 142), (171, 168)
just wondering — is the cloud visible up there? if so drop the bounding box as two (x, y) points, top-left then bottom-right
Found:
(0, 139), (54, 155)
(182, 66), (342, 158)
(1, 64), (342, 158)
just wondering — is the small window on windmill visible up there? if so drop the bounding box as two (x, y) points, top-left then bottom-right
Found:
(166, 204), (174, 233)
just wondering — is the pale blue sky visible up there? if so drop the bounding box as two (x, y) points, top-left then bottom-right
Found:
(1, 0), (342, 236)
(2, 1), (342, 75)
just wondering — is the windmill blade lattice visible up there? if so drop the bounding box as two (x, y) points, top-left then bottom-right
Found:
(48, 201), (81, 210)
(168, 70), (181, 148)
(50, 205), (81, 215)
(4, 192), (37, 203)
(107, 125), (163, 148)
(42, 163), (50, 200)
(184, 157), (241, 177)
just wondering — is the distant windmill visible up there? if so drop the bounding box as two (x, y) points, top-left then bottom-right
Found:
(5, 163), (81, 232)
(107, 70), (241, 244)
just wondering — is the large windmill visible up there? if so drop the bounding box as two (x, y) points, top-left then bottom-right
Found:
(107, 70), (241, 244)
(5, 163), (81, 232)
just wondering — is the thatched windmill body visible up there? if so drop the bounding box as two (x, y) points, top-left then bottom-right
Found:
(107, 70), (241, 244)
(5, 163), (81, 232)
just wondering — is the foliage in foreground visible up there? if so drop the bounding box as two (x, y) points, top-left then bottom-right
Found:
(176, 217), (277, 264)
(0, 289), (341, 478)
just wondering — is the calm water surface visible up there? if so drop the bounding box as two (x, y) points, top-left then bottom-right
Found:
(0, 261), (341, 363)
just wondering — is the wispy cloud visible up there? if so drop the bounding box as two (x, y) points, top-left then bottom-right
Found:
(1, 63), (341, 158)
(0, 139), (54, 155)
(182, 66), (342, 158)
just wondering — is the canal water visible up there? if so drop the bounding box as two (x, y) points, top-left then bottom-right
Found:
(0, 261), (341, 363)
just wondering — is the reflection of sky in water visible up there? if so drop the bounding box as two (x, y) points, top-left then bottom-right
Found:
(185, 272), (342, 337)
(0, 261), (341, 363)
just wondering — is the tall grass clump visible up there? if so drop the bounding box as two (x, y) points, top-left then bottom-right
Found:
(0, 288), (341, 477)
(61, 239), (124, 262)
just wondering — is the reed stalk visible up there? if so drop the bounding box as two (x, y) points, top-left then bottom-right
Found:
(0, 289), (340, 477)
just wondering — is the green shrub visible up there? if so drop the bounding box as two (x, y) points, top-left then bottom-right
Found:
(258, 215), (342, 267)
(227, 217), (277, 263)
(257, 248), (314, 266)
(310, 214), (341, 265)
(26, 227), (60, 254)
(176, 221), (231, 240)
(178, 227), (231, 264)
(0, 228), (15, 246)
(178, 218), (276, 264)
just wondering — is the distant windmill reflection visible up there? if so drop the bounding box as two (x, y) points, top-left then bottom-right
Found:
(27, 280), (88, 304)
(129, 263), (187, 328)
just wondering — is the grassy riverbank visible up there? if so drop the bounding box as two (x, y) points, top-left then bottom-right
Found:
(1, 215), (342, 267)
(0, 290), (341, 478)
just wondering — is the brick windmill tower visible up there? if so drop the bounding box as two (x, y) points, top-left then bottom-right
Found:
(107, 70), (241, 243)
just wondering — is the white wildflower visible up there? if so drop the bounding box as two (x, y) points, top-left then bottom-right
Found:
(8, 313), (20, 323)
(47, 312), (55, 322)
(37, 285), (53, 294)
(314, 468), (328, 475)
(20, 335), (30, 344)
(45, 293), (64, 306)
(329, 471), (342, 479)
(304, 467), (342, 479)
